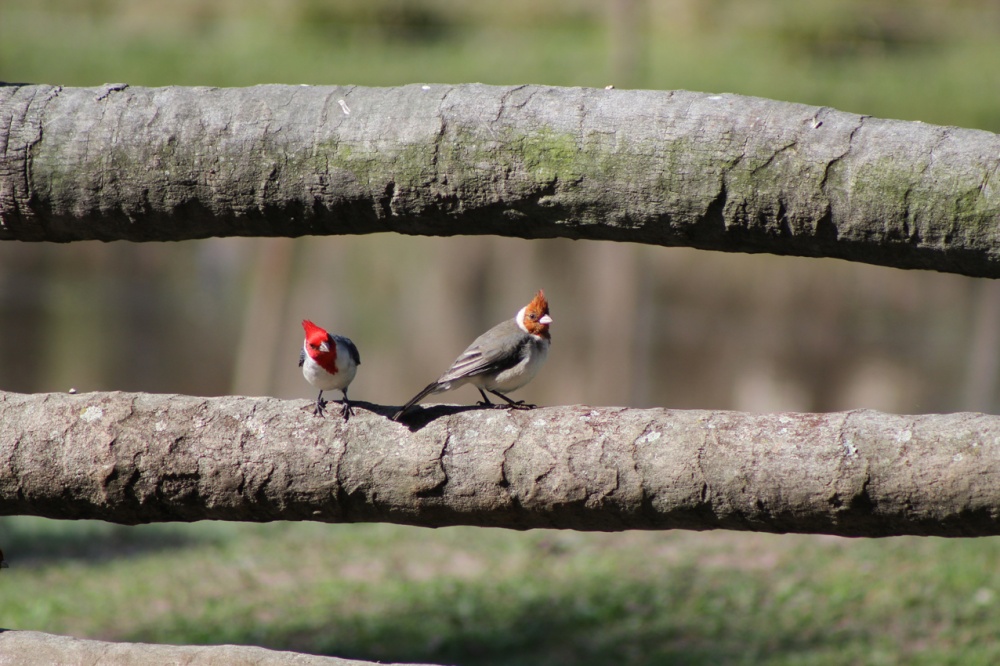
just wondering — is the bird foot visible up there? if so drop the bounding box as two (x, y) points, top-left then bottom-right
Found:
(312, 398), (329, 417)
(505, 400), (536, 410)
(476, 399), (499, 408)
(340, 401), (354, 421)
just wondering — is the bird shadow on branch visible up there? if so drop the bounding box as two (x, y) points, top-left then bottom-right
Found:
(390, 403), (514, 431)
(294, 399), (391, 419)
(296, 399), (488, 430)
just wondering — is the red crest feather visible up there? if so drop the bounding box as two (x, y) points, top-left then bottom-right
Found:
(302, 319), (330, 346)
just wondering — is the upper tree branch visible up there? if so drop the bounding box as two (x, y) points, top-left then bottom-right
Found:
(2, 390), (998, 537)
(2, 83), (1000, 276)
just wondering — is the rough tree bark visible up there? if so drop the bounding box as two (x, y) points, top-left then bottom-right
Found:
(2, 389), (999, 538)
(2, 83), (1000, 277)
(0, 631), (428, 666)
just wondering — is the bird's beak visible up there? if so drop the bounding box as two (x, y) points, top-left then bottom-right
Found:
(319, 341), (331, 353)
(540, 314), (553, 325)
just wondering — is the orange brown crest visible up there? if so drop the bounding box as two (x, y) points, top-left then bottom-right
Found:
(522, 290), (552, 338)
(527, 290), (549, 316)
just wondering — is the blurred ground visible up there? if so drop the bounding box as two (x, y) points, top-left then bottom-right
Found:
(7, 518), (1000, 665)
(3, 1), (1000, 664)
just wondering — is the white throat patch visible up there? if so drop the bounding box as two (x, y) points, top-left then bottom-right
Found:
(515, 305), (529, 334)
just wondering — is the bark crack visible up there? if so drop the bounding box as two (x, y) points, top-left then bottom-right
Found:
(750, 140), (798, 176)
(20, 87), (56, 223)
(496, 84), (530, 121)
(696, 418), (715, 509)
(420, 431), (450, 499)
(499, 438), (517, 489)
(820, 115), (868, 193)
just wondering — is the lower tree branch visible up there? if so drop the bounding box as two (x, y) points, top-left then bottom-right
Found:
(1, 390), (998, 537)
(0, 630), (429, 666)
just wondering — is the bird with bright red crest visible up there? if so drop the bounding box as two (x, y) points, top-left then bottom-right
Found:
(299, 319), (360, 419)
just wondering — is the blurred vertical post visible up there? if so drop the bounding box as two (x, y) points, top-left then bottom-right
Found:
(0, 246), (47, 392)
(580, 243), (637, 405)
(41, 245), (124, 392)
(962, 279), (1000, 413)
(231, 238), (296, 397)
(608, 0), (646, 88)
(631, 248), (655, 406)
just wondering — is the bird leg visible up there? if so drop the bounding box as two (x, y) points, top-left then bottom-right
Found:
(488, 390), (536, 410)
(339, 390), (355, 420)
(313, 390), (328, 417)
(476, 388), (495, 407)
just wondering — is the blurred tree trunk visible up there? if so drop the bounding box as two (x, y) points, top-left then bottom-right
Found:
(608, 0), (645, 87)
(580, 241), (640, 404)
(231, 237), (296, 396)
(3, 83), (1000, 277)
(3, 389), (1000, 538)
(0, 246), (47, 392)
(963, 279), (1000, 412)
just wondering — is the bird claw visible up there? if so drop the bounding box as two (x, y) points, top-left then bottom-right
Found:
(485, 392), (536, 410)
(305, 398), (353, 420)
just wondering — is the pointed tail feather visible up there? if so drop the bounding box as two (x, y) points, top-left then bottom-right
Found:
(392, 382), (442, 421)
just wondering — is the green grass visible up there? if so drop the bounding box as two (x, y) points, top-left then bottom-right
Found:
(4, 517), (1000, 665)
(3, 0), (1000, 131)
(0, 4), (611, 89)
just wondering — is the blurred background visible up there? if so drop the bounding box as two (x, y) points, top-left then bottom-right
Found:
(4, 1), (1000, 664)
(4, 0), (1000, 413)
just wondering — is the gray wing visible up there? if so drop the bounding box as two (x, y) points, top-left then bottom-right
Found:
(298, 347), (306, 367)
(437, 320), (525, 383)
(334, 335), (361, 366)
